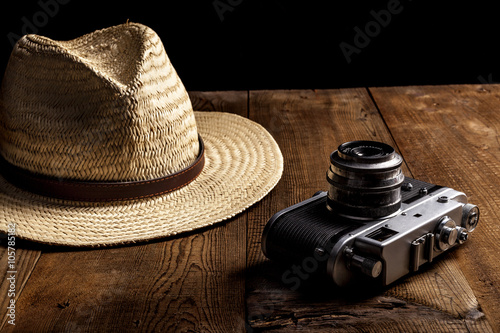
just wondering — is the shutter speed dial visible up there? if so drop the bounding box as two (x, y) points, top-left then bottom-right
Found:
(435, 216), (468, 251)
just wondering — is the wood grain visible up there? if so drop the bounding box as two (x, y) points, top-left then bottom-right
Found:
(0, 91), (249, 333)
(0, 243), (41, 329)
(248, 287), (485, 333)
(0, 88), (497, 332)
(371, 84), (500, 332)
(2, 229), (247, 332)
(246, 89), (406, 265)
(246, 89), (493, 332)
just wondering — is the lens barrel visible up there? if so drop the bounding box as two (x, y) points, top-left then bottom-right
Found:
(327, 141), (404, 219)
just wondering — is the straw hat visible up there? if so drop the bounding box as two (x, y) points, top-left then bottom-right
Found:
(0, 22), (283, 246)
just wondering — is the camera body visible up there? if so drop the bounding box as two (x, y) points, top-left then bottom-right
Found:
(262, 141), (479, 287)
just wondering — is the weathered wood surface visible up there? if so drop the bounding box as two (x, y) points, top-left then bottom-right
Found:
(0, 91), (249, 332)
(0, 87), (498, 332)
(0, 247), (40, 329)
(371, 85), (500, 331)
(246, 89), (494, 332)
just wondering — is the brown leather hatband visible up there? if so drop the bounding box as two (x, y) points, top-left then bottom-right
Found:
(0, 135), (205, 202)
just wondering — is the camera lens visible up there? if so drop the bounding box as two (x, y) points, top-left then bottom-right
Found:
(350, 146), (385, 157)
(327, 141), (404, 219)
(338, 141), (395, 162)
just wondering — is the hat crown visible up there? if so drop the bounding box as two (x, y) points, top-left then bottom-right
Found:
(0, 23), (199, 182)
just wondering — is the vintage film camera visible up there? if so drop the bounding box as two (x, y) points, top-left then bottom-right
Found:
(262, 141), (479, 287)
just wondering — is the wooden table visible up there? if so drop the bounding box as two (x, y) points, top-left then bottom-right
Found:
(1, 85), (499, 332)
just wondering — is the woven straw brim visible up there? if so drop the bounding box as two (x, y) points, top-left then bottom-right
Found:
(0, 112), (283, 247)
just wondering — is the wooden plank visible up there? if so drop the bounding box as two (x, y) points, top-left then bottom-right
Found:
(246, 89), (407, 265)
(248, 288), (482, 332)
(246, 89), (492, 332)
(0, 242), (41, 329)
(0, 91), (248, 332)
(370, 84), (500, 332)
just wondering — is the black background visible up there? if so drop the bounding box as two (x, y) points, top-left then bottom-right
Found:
(1, 0), (499, 90)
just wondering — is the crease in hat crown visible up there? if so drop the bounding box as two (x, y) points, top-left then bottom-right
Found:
(0, 22), (200, 182)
